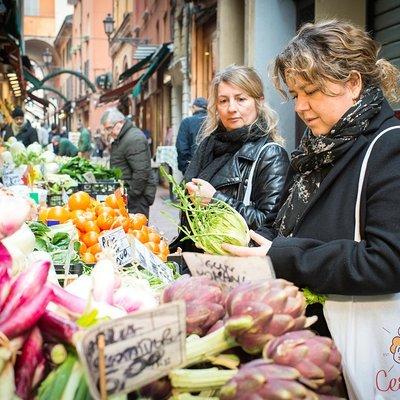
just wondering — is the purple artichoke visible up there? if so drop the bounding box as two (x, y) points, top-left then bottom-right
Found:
(219, 359), (319, 400)
(224, 279), (308, 354)
(263, 330), (342, 394)
(162, 276), (225, 336)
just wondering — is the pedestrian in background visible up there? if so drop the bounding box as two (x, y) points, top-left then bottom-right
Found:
(100, 108), (157, 217)
(60, 126), (68, 138)
(52, 135), (78, 157)
(37, 122), (49, 146)
(48, 123), (59, 145)
(4, 106), (38, 146)
(77, 121), (91, 159)
(93, 128), (106, 158)
(176, 97), (208, 173)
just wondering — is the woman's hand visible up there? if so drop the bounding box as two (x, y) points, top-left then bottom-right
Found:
(186, 178), (216, 205)
(222, 230), (272, 256)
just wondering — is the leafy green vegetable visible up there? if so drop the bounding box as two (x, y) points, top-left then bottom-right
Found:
(59, 157), (121, 183)
(302, 287), (327, 305)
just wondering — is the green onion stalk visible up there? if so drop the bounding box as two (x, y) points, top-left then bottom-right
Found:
(161, 169), (250, 255)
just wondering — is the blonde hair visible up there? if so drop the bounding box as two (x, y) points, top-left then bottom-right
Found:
(203, 65), (282, 144)
(273, 20), (400, 103)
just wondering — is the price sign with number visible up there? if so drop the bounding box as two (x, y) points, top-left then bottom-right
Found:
(98, 227), (133, 267)
(130, 237), (174, 284)
(183, 252), (275, 289)
(77, 301), (186, 399)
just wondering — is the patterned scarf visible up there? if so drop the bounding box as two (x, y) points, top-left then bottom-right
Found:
(275, 86), (384, 237)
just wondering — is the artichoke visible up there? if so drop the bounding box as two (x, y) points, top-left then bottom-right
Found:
(263, 330), (342, 394)
(224, 279), (309, 354)
(139, 376), (172, 399)
(219, 360), (319, 400)
(162, 276), (226, 336)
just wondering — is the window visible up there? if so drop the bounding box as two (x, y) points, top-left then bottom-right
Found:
(24, 0), (39, 16)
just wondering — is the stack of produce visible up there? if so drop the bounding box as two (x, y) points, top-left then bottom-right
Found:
(39, 190), (170, 263)
(135, 276), (344, 400)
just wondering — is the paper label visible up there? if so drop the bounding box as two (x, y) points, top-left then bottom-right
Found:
(130, 236), (174, 284)
(2, 170), (22, 186)
(77, 301), (186, 399)
(98, 227), (133, 266)
(183, 252), (275, 289)
(83, 171), (97, 183)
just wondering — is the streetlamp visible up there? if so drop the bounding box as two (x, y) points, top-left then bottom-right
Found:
(103, 13), (115, 41)
(42, 48), (53, 66)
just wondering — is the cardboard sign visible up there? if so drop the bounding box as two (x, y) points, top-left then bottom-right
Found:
(183, 252), (275, 289)
(98, 227), (133, 267)
(130, 237), (174, 284)
(77, 301), (186, 399)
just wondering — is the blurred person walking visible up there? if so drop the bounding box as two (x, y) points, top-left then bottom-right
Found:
(77, 122), (92, 159)
(4, 107), (38, 146)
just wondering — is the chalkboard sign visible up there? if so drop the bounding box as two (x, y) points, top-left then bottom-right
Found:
(98, 227), (133, 267)
(77, 301), (186, 399)
(183, 252), (275, 289)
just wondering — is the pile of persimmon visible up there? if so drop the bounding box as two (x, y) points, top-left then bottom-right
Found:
(39, 191), (170, 263)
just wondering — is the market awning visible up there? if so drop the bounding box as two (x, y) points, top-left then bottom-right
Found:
(98, 78), (140, 105)
(118, 53), (154, 82)
(23, 68), (42, 89)
(132, 43), (173, 98)
(26, 92), (49, 108)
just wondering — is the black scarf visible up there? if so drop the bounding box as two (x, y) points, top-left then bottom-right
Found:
(184, 120), (268, 185)
(275, 86), (384, 237)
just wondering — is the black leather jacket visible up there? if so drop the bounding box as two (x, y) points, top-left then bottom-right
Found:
(170, 135), (289, 253)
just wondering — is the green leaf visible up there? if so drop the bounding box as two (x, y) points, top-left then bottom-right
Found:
(52, 232), (70, 248)
(302, 287), (327, 305)
(35, 237), (50, 252)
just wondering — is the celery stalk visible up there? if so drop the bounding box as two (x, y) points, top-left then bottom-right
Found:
(170, 367), (236, 391)
(61, 360), (83, 400)
(183, 327), (237, 367)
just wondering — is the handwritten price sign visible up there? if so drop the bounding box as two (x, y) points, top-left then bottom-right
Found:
(98, 227), (133, 267)
(130, 237), (174, 284)
(183, 253), (275, 289)
(77, 302), (186, 399)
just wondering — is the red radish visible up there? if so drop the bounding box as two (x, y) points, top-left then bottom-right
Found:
(15, 327), (43, 400)
(49, 282), (87, 314)
(38, 310), (78, 345)
(0, 260), (50, 321)
(0, 243), (12, 309)
(0, 285), (52, 339)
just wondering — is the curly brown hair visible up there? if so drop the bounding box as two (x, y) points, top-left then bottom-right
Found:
(272, 20), (400, 103)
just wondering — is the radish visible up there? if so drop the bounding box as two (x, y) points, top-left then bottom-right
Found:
(38, 310), (78, 345)
(0, 243), (12, 309)
(91, 257), (116, 304)
(0, 285), (52, 339)
(0, 260), (50, 322)
(15, 327), (43, 400)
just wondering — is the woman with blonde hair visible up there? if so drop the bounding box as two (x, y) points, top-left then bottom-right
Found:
(183, 65), (289, 231)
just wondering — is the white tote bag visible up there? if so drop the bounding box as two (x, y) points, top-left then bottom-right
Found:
(323, 125), (400, 400)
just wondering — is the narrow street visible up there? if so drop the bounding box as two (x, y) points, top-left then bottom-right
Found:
(148, 184), (179, 242)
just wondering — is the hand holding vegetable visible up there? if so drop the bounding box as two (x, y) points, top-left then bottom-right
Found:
(222, 230), (272, 256)
(186, 178), (216, 205)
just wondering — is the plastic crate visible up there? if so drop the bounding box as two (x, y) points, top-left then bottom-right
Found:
(54, 263), (84, 285)
(77, 181), (121, 202)
(47, 193), (64, 207)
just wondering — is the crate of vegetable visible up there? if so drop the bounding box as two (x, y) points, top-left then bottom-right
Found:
(77, 181), (121, 202)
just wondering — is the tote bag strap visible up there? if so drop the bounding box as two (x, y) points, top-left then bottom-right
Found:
(243, 142), (283, 206)
(354, 125), (400, 242)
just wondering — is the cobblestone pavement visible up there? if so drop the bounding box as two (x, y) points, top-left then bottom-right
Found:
(148, 184), (179, 243)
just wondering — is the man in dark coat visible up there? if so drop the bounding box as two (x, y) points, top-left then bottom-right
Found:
(176, 97), (208, 173)
(101, 108), (157, 217)
(4, 107), (38, 146)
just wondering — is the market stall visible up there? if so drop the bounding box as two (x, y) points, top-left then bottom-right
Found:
(0, 141), (345, 400)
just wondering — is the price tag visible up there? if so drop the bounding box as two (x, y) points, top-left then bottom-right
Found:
(83, 171), (97, 183)
(2, 170), (22, 187)
(130, 237), (174, 284)
(98, 227), (133, 267)
(77, 301), (186, 399)
(183, 253), (275, 289)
